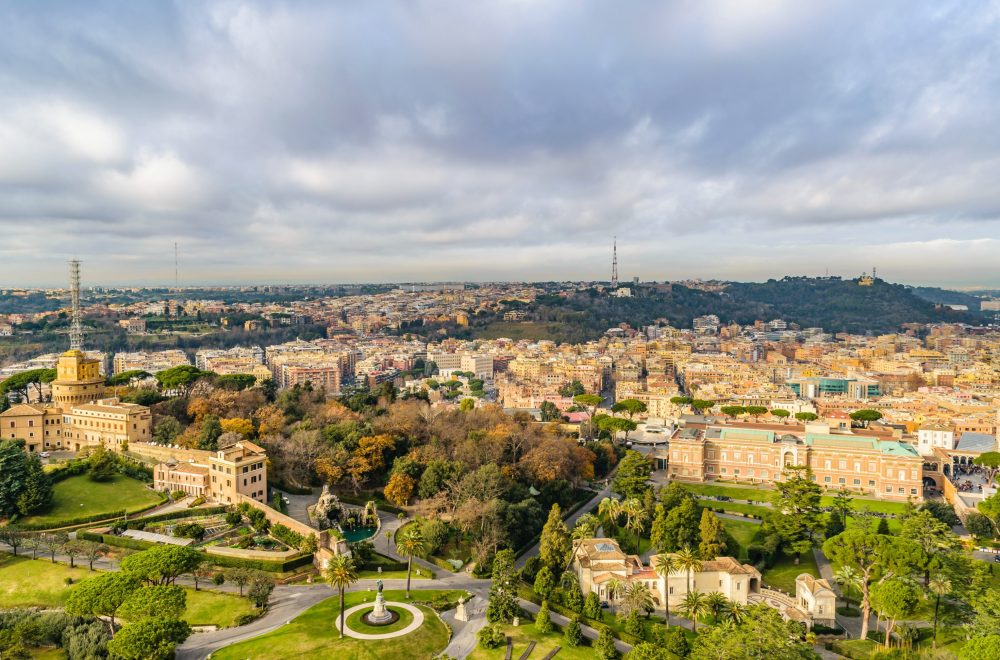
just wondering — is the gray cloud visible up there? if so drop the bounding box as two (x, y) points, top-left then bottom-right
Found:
(1, 0), (999, 287)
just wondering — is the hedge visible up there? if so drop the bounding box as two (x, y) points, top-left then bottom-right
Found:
(76, 530), (314, 573)
(16, 495), (167, 532)
(123, 506), (227, 530)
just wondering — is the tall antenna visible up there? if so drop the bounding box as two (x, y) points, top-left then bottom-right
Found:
(611, 236), (619, 288)
(872, 266), (877, 280)
(174, 242), (179, 289)
(69, 259), (84, 351)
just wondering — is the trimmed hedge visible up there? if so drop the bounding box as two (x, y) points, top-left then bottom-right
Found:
(123, 506), (227, 530)
(16, 495), (167, 532)
(518, 581), (645, 646)
(77, 530), (314, 573)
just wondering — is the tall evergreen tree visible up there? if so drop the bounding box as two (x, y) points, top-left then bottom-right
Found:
(539, 503), (572, 571)
(771, 466), (823, 561)
(698, 509), (727, 559)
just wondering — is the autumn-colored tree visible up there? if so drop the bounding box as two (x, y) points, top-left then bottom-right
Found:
(315, 445), (351, 486)
(384, 473), (417, 507)
(220, 417), (254, 437)
(347, 434), (396, 490)
(254, 404), (287, 436)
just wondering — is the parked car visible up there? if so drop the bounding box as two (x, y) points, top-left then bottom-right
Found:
(600, 601), (610, 609)
(39, 451), (50, 458)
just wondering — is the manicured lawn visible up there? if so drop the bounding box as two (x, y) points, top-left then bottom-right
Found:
(698, 501), (770, 519)
(396, 519), (472, 570)
(678, 482), (912, 515)
(761, 552), (820, 594)
(720, 518), (761, 560)
(468, 624), (595, 660)
(0, 553), (252, 627)
(359, 551), (433, 580)
(184, 588), (256, 627)
(0, 553), (88, 608)
(18, 473), (163, 528)
(212, 590), (463, 660)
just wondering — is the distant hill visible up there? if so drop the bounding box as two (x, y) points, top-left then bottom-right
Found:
(434, 276), (975, 343)
(908, 286), (984, 311)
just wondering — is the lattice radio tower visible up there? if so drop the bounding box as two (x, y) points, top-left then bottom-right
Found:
(611, 236), (619, 288)
(69, 259), (84, 351)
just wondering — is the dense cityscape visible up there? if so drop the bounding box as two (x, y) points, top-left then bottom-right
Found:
(1, 263), (999, 660)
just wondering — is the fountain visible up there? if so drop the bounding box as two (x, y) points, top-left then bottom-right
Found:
(362, 579), (399, 626)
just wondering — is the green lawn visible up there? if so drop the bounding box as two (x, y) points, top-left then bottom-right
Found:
(0, 553), (88, 608)
(185, 588), (256, 627)
(678, 482), (912, 515)
(18, 473), (163, 528)
(212, 590), (463, 660)
(761, 552), (820, 594)
(359, 552), (433, 580)
(0, 553), (253, 627)
(720, 518), (761, 560)
(467, 624), (595, 660)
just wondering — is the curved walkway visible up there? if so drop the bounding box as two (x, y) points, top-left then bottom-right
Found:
(340, 601), (424, 639)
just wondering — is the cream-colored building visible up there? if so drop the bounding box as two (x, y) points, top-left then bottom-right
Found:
(571, 537), (834, 629)
(153, 439), (268, 504)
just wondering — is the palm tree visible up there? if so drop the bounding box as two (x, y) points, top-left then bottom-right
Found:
(705, 592), (729, 624)
(572, 513), (601, 540)
(560, 570), (579, 591)
(396, 527), (425, 599)
(680, 590), (708, 632)
(325, 555), (358, 638)
(598, 497), (622, 534)
(622, 581), (654, 618)
(675, 546), (701, 595)
(726, 601), (748, 624)
(605, 577), (624, 612)
(653, 553), (679, 626)
(928, 575), (951, 648)
(834, 565), (860, 611)
(621, 498), (648, 554)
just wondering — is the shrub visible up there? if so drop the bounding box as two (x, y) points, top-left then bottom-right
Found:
(174, 523), (205, 540)
(188, 496), (206, 508)
(477, 623), (507, 650)
(564, 614), (583, 647)
(171, 490), (187, 500)
(213, 572), (225, 585)
(535, 601), (553, 634)
(270, 523), (304, 549)
(234, 611), (262, 626)
(623, 610), (643, 637)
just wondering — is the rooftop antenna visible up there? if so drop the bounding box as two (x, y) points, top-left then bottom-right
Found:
(174, 242), (179, 289)
(872, 266), (877, 280)
(69, 259), (84, 351)
(611, 236), (619, 288)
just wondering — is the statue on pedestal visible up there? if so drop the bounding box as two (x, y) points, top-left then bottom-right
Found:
(455, 596), (469, 622)
(366, 578), (393, 624)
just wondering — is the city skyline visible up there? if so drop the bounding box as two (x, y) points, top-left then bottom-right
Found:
(3, 1), (1000, 287)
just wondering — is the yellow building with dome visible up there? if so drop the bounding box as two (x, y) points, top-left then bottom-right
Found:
(1, 350), (152, 454)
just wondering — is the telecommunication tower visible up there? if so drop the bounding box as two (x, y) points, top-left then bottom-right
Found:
(611, 236), (619, 288)
(69, 259), (84, 351)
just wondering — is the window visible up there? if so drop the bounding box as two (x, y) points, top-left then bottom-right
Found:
(733, 468), (740, 475)
(910, 488), (917, 495)
(839, 460), (847, 470)
(885, 485), (892, 493)
(721, 467), (727, 474)
(824, 476), (831, 483)
(855, 463), (861, 473)
(868, 480), (876, 487)
(838, 477), (845, 485)
(824, 460), (831, 469)
(898, 487), (904, 494)
(669, 586), (674, 595)
(853, 479), (861, 485)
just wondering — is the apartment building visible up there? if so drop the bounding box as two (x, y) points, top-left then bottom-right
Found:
(112, 350), (190, 375)
(196, 346), (268, 377)
(667, 425), (924, 501)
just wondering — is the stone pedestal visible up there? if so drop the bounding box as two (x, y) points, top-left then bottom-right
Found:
(367, 592), (393, 624)
(455, 597), (468, 622)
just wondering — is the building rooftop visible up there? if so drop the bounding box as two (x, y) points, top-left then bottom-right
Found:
(955, 432), (997, 454)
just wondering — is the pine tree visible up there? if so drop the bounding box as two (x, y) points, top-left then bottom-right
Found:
(698, 509), (727, 559)
(771, 466), (823, 561)
(16, 454), (52, 515)
(595, 625), (620, 660)
(650, 504), (669, 552)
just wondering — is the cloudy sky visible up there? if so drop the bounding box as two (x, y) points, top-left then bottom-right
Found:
(2, 1), (1000, 288)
